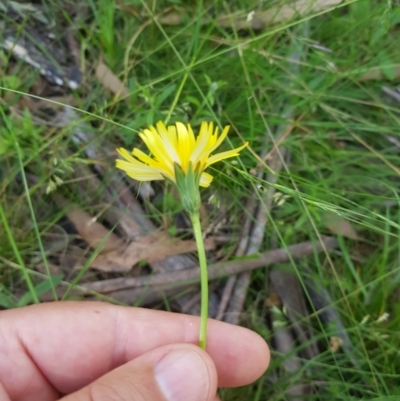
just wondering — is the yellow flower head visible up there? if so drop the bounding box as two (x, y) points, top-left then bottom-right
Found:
(116, 121), (248, 188)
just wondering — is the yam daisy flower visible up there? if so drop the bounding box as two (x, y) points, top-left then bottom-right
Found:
(116, 121), (248, 213)
(116, 120), (247, 350)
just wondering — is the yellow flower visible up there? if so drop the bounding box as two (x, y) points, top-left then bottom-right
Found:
(116, 121), (248, 188)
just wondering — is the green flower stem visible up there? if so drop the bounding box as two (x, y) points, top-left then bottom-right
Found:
(189, 211), (209, 350)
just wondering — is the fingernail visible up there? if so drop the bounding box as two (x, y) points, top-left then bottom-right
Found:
(155, 348), (210, 401)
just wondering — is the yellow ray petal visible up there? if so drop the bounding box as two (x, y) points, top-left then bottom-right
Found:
(166, 123), (178, 149)
(187, 124), (196, 151)
(125, 171), (164, 181)
(176, 122), (191, 171)
(154, 121), (180, 164)
(190, 122), (212, 165)
(116, 148), (139, 164)
(116, 157), (167, 180)
(199, 171), (213, 187)
(116, 159), (154, 172)
(205, 142), (248, 167)
(140, 131), (174, 170)
(209, 125), (230, 153)
(132, 148), (163, 169)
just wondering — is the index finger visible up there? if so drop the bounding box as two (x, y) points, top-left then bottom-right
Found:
(0, 301), (269, 399)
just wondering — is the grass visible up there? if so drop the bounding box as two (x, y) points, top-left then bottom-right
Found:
(1, 0), (400, 399)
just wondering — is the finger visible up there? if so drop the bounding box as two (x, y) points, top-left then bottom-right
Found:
(0, 382), (11, 401)
(61, 344), (217, 401)
(0, 302), (269, 400)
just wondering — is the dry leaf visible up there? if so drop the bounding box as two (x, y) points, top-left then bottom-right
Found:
(330, 336), (343, 352)
(360, 66), (400, 81)
(116, 0), (140, 14)
(91, 233), (216, 272)
(159, 12), (183, 25)
(255, 0), (343, 24)
(95, 61), (129, 99)
(160, 0), (343, 30)
(264, 292), (281, 308)
(55, 195), (216, 272)
(54, 196), (124, 252)
(324, 213), (359, 240)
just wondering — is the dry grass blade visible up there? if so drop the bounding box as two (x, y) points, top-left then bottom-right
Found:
(382, 86), (400, 103)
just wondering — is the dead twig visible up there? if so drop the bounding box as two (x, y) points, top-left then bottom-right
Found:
(270, 269), (320, 361)
(303, 268), (361, 369)
(40, 237), (338, 302)
(270, 304), (311, 400)
(222, 48), (303, 324)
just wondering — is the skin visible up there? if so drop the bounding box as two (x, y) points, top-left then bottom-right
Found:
(0, 301), (270, 401)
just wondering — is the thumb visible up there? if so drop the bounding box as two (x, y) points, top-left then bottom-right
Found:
(61, 344), (218, 401)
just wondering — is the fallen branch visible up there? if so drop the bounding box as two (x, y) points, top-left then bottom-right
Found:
(41, 237), (338, 302)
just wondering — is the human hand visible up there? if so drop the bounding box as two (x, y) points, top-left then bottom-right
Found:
(0, 301), (269, 401)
